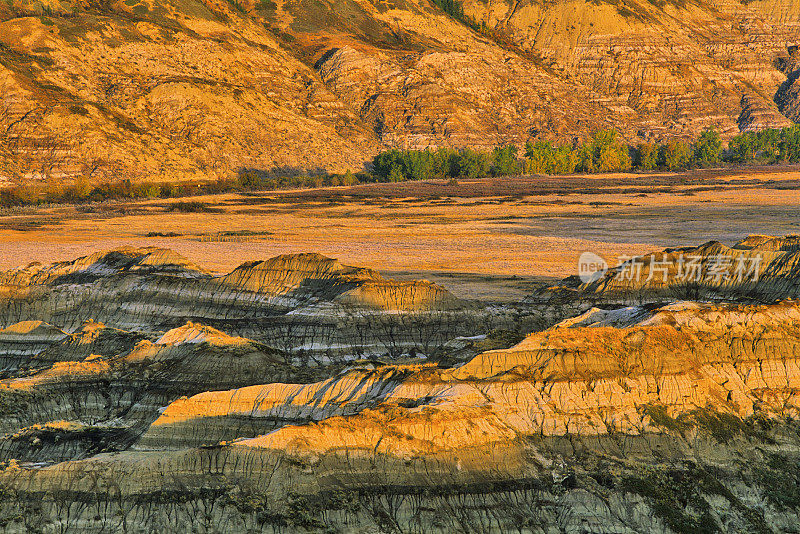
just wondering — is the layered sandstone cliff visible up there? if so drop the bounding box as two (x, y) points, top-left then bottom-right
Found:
(0, 248), (495, 464)
(0, 247), (483, 360)
(3, 299), (800, 531)
(1, 0), (798, 180)
(139, 300), (800, 454)
(0, 321), (294, 462)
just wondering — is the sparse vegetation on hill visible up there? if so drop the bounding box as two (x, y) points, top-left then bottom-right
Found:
(433, 0), (468, 23)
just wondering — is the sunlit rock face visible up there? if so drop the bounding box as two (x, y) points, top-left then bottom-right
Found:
(1, 0), (799, 179)
(140, 300), (800, 453)
(0, 249), (496, 464)
(3, 242), (800, 531)
(3, 299), (800, 531)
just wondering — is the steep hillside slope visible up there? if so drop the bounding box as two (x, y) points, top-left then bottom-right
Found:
(461, 0), (799, 133)
(0, 0), (798, 181)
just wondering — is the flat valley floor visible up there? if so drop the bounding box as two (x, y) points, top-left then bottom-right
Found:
(1, 166), (799, 301)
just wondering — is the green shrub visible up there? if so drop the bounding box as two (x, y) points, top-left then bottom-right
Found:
(433, 0), (465, 19)
(692, 128), (722, 167)
(372, 149), (405, 181)
(780, 124), (800, 162)
(727, 131), (759, 163)
(524, 141), (547, 174)
(403, 149), (435, 180)
(204, 178), (236, 194)
(757, 128), (783, 162)
(168, 201), (210, 213)
(237, 170), (264, 189)
(432, 148), (460, 178)
(634, 142), (661, 170)
(524, 141), (578, 174)
(456, 148), (489, 179)
(146, 231), (182, 237)
(342, 169), (358, 186)
(663, 139), (692, 170)
(3, 125), (800, 211)
(726, 129), (782, 164)
(491, 144), (521, 176)
(137, 183), (161, 198)
(388, 165), (405, 182)
(577, 129), (631, 172)
(642, 404), (685, 432)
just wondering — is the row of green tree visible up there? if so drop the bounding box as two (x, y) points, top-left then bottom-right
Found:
(1, 125), (798, 208)
(370, 125), (800, 181)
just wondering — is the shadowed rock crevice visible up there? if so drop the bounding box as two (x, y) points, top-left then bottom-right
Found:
(775, 45), (800, 122)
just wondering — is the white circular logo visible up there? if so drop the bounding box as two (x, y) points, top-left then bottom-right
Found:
(578, 252), (608, 284)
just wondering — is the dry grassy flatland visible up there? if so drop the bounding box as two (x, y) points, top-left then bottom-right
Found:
(1, 167), (798, 300)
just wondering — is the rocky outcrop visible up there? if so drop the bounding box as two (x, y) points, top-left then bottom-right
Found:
(0, 248), (485, 360)
(775, 45), (800, 122)
(314, 45), (614, 150)
(273, 0), (800, 147)
(138, 300), (800, 454)
(4, 300), (800, 531)
(136, 364), (416, 449)
(476, 0), (799, 134)
(29, 320), (148, 370)
(0, 248), (500, 464)
(0, 321), (66, 376)
(2, 242), (800, 531)
(0, 319), (149, 379)
(0, 321), (292, 462)
(0, 7), (378, 180)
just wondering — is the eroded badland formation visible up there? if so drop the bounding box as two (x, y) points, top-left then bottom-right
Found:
(0, 236), (795, 531)
(3, 0), (800, 530)
(0, 0), (799, 180)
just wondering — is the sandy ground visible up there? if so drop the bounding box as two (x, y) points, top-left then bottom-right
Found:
(0, 169), (797, 300)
